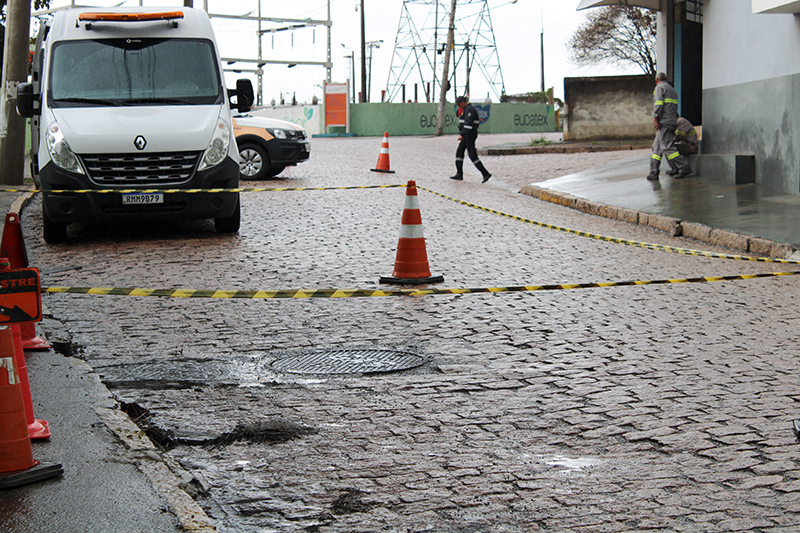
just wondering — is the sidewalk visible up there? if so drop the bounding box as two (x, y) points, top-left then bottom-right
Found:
(518, 151), (800, 259)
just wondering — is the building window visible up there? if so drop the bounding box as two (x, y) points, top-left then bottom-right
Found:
(686, 0), (703, 23)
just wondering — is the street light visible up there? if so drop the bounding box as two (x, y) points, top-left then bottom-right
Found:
(341, 44), (356, 103)
(366, 40), (383, 103)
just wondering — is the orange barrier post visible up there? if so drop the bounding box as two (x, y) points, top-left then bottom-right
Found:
(380, 180), (444, 285)
(370, 132), (396, 173)
(0, 326), (62, 489)
(12, 325), (50, 439)
(0, 219), (50, 350)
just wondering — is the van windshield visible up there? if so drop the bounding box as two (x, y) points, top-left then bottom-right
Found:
(50, 38), (222, 106)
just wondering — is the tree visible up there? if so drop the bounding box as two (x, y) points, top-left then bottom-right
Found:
(1, 0), (49, 18)
(0, 0), (50, 62)
(568, 7), (657, 76)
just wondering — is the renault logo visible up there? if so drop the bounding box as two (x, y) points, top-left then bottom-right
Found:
(133, 135), (147, 150)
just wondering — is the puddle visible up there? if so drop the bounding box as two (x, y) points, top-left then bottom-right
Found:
(541, 455), (601, 473)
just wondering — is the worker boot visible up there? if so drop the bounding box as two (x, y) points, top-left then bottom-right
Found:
(450, 160), (464, 180)
(646, 158), (660, 181)
(475, 161), (492, 183)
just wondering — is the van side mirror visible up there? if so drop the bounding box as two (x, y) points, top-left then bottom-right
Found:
(16, 83), (39, 118)
(235, 79), (254, 113)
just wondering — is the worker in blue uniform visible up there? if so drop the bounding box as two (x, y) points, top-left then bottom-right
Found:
(450, 96), (492, 183)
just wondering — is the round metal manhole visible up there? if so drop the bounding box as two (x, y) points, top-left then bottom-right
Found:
(270, 349), (426, 375)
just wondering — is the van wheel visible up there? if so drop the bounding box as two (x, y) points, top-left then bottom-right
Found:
(215, 195), (240, 234)
(238, 143), (269, 180)
(42, 207), (67, 244)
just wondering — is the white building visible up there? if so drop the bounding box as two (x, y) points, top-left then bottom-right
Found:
(578, 0), (800, 195)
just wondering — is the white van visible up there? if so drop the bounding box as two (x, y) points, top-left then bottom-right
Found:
(17, 7), (253, 244)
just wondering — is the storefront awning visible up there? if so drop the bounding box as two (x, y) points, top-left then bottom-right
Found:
(577, 0), (662, 10)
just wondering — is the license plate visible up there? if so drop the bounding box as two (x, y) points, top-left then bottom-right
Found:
(122, 192), (164, 205)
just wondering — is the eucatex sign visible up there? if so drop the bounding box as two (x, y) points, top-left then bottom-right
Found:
(351, 102), (555, 136)
(421, 104), (554, 133)
(514, 113), (549, 127)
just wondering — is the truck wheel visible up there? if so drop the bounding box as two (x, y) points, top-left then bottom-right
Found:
(238, 143), (269, 181)
(215, 195), (240, 234)
(42, 207), (67, 244)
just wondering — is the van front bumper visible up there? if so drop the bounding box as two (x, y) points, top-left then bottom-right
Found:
(39, 157), (239, 225)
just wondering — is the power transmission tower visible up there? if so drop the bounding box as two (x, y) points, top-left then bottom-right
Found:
(386, 0), (505, 103)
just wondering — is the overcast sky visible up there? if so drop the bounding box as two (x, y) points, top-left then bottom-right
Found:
(41, 1), (642, 104)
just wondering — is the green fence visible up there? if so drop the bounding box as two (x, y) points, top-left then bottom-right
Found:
(347, 102), (555, 137)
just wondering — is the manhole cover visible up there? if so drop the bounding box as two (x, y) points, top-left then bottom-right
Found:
(270, 349), (426, 375)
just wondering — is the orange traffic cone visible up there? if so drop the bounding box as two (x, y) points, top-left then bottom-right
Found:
(0, 326), (62, 489)
(0, 223), (49, 350)
(370, 132), (396, 173)
(12, 325), (50, 439)
(0, 213), (28, 269)
(380, 180), (444, 285)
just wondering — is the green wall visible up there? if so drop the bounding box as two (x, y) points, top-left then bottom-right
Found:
(348, 102), (555, 137)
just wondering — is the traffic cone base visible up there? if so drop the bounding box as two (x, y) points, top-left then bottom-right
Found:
(370, 132), (396, 173)
(20, 327), (51, 351)
(379, 273), (444, 285)
(29, 419), (51, 440)
(0, 462), (64, 490)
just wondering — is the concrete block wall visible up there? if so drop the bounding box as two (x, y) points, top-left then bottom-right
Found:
(563, 75), (654, 142)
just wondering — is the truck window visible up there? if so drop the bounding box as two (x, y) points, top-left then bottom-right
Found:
(49, 38), (222, 106)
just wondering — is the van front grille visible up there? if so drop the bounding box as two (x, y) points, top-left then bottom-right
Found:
(80, 151), (202, 186)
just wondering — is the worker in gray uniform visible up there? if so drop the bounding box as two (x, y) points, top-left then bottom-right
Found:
(450, 96), (492, 183)
(648, 73), (691, 180)
(666, 117), (699, 175)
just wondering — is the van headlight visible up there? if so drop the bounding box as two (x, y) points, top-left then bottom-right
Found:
(46, 122), (84, 174)
(199, 118), (231, 171)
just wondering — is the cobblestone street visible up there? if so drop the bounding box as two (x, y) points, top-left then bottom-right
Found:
(23, 133), (800, 532)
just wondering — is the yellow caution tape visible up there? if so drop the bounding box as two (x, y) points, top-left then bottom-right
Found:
(0, 184), (406, 194)
(10, 182), (796, 266)
(41, 271), (800, 299)
(417, 186), (800, 265)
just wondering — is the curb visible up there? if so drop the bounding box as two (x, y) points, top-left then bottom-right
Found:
(68, 356), (218, 532)
(480, 144), (651, 156)
(520, 184), (795, 260)
(19, 191), (218, 532)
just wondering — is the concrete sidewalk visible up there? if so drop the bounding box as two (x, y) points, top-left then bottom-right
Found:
(0, 181), (213, 532)
(520, 152), (800, 259)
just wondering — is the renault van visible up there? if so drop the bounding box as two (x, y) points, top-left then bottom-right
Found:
(17, 7), (253, 243)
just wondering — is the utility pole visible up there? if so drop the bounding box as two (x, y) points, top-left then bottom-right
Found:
(258, 0), (262, 106)
(540, 21), (545, 93)
(0, 0), (33, 185)
(326, 0), (332, 83)
(435, 0), (457, 136)
(360, 0), (366, 102)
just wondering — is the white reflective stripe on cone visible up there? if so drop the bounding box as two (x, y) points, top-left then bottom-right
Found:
(399, 224), (424, 239)
(404, 196), (420, 210)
